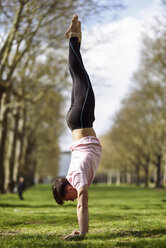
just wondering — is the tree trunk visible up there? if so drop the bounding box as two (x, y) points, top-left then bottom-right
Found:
(145, 166), (149, 187)
(135, 163), (141, 186)
(4, 113), (14, 192)
(107, 170), (113, 184)
(144, 157), (150, 188)
(8, 107), (20, 192)
(0, 92), (6, 141)
(18, 106), (26, 178)
(155, 154), (163, 188)
(13, 138), (21, 184)
(116, 170), (120, 185)
(21, 132), (36, 187)
(163, 164), (166, 184)
(13, 107), (24, 185)
(0, 92), (10, 193)
(126, 172), (132, 184)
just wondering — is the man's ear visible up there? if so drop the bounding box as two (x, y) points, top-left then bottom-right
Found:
(67, 185), (73, 191)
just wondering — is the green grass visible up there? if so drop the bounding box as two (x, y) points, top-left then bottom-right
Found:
(0, 184), (166, 248)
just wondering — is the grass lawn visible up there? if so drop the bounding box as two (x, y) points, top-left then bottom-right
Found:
(0, 184), (166, 248)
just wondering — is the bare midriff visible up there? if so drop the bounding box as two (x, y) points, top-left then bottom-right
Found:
(72, 127), (96, 142)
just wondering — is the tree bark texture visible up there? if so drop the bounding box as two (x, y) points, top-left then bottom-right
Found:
(8, 107), (20, 192)
(0, 92), (10, 193)
(155, 154), (163, 187)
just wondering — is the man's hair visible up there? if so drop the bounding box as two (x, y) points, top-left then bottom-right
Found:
(52, 177), (69, 205)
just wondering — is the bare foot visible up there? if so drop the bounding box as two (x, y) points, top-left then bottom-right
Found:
(66, 14), (82, 43)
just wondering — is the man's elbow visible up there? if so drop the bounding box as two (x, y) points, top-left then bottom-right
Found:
(77, 202), (88, 209)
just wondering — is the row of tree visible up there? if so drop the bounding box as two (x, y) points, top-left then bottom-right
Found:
(100, 1), (166, 187)
(0, 0), (124, 193)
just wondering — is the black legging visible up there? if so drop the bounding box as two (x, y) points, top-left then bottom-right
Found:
(66, 37), (95, 131)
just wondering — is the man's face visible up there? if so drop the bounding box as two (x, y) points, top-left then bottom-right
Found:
(63, 185), (77, 202)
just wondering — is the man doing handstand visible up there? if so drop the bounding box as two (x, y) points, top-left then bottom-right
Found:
(52, 14), (102, 240)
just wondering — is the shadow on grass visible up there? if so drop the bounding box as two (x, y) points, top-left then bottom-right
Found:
(89, 228), (166, 240)
(0, 203), (75, 208)
(115, 240), (166, 248)
(0, 230), (166, 248)
(0, 233), (89, 248)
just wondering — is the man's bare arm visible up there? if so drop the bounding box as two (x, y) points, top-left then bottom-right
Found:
(77, 184), (89, 236)
(64, 185), (88, 240)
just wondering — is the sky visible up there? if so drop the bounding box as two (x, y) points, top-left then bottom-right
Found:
(60, 0), (163, 151)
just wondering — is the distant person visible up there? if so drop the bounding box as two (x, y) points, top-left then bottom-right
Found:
(18, 177), (24, 200)
(52, 15), (102, 240)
